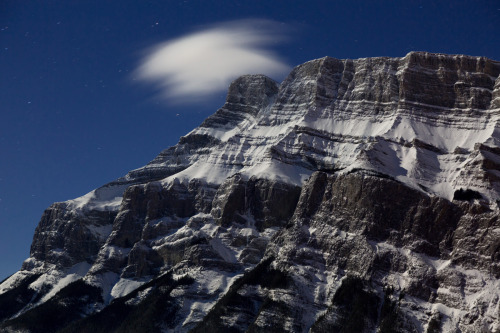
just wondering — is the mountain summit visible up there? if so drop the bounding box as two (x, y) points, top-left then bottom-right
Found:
(2, 52), (500, 332)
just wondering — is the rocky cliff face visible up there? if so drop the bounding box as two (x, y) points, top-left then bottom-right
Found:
(1, 52), (500, 333)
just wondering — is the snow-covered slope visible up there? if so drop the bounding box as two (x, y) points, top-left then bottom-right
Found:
(138, 52), (500, 202)
(1, 52), (500, 332)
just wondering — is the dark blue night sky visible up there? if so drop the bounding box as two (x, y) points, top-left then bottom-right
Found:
(1, 0), (499, 280)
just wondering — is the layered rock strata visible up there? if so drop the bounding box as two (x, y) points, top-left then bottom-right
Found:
(1, 52), (500, 332)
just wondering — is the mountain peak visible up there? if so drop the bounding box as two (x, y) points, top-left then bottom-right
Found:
(2, 53), (500, 332)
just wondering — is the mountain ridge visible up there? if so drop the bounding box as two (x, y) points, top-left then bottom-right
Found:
(2, 51), (500, 332)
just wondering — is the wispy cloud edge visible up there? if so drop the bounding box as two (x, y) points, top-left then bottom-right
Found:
(136, 19), (290, 104)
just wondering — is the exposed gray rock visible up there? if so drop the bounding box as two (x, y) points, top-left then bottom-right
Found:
(2, 52), (500, 333)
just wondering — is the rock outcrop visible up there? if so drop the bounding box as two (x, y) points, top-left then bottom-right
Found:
(1, 52), (500, 332)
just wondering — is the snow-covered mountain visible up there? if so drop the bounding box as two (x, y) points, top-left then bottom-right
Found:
(2, 51), (500, 332)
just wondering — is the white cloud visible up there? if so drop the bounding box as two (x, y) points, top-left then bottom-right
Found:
(136, 19), (290, 103)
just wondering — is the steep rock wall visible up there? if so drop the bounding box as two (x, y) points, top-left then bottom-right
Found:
(2, 52), (500, 332)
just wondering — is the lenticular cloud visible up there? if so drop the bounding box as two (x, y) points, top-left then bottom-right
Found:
(137, 20), (290, 103)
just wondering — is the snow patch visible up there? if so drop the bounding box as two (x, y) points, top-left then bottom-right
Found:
(21, 262), (92, 305)
(242, 160), (312, 186)
(67, 184), (128, 211)
(87, 224), (113, 240)
(110, 278), (147, 300)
